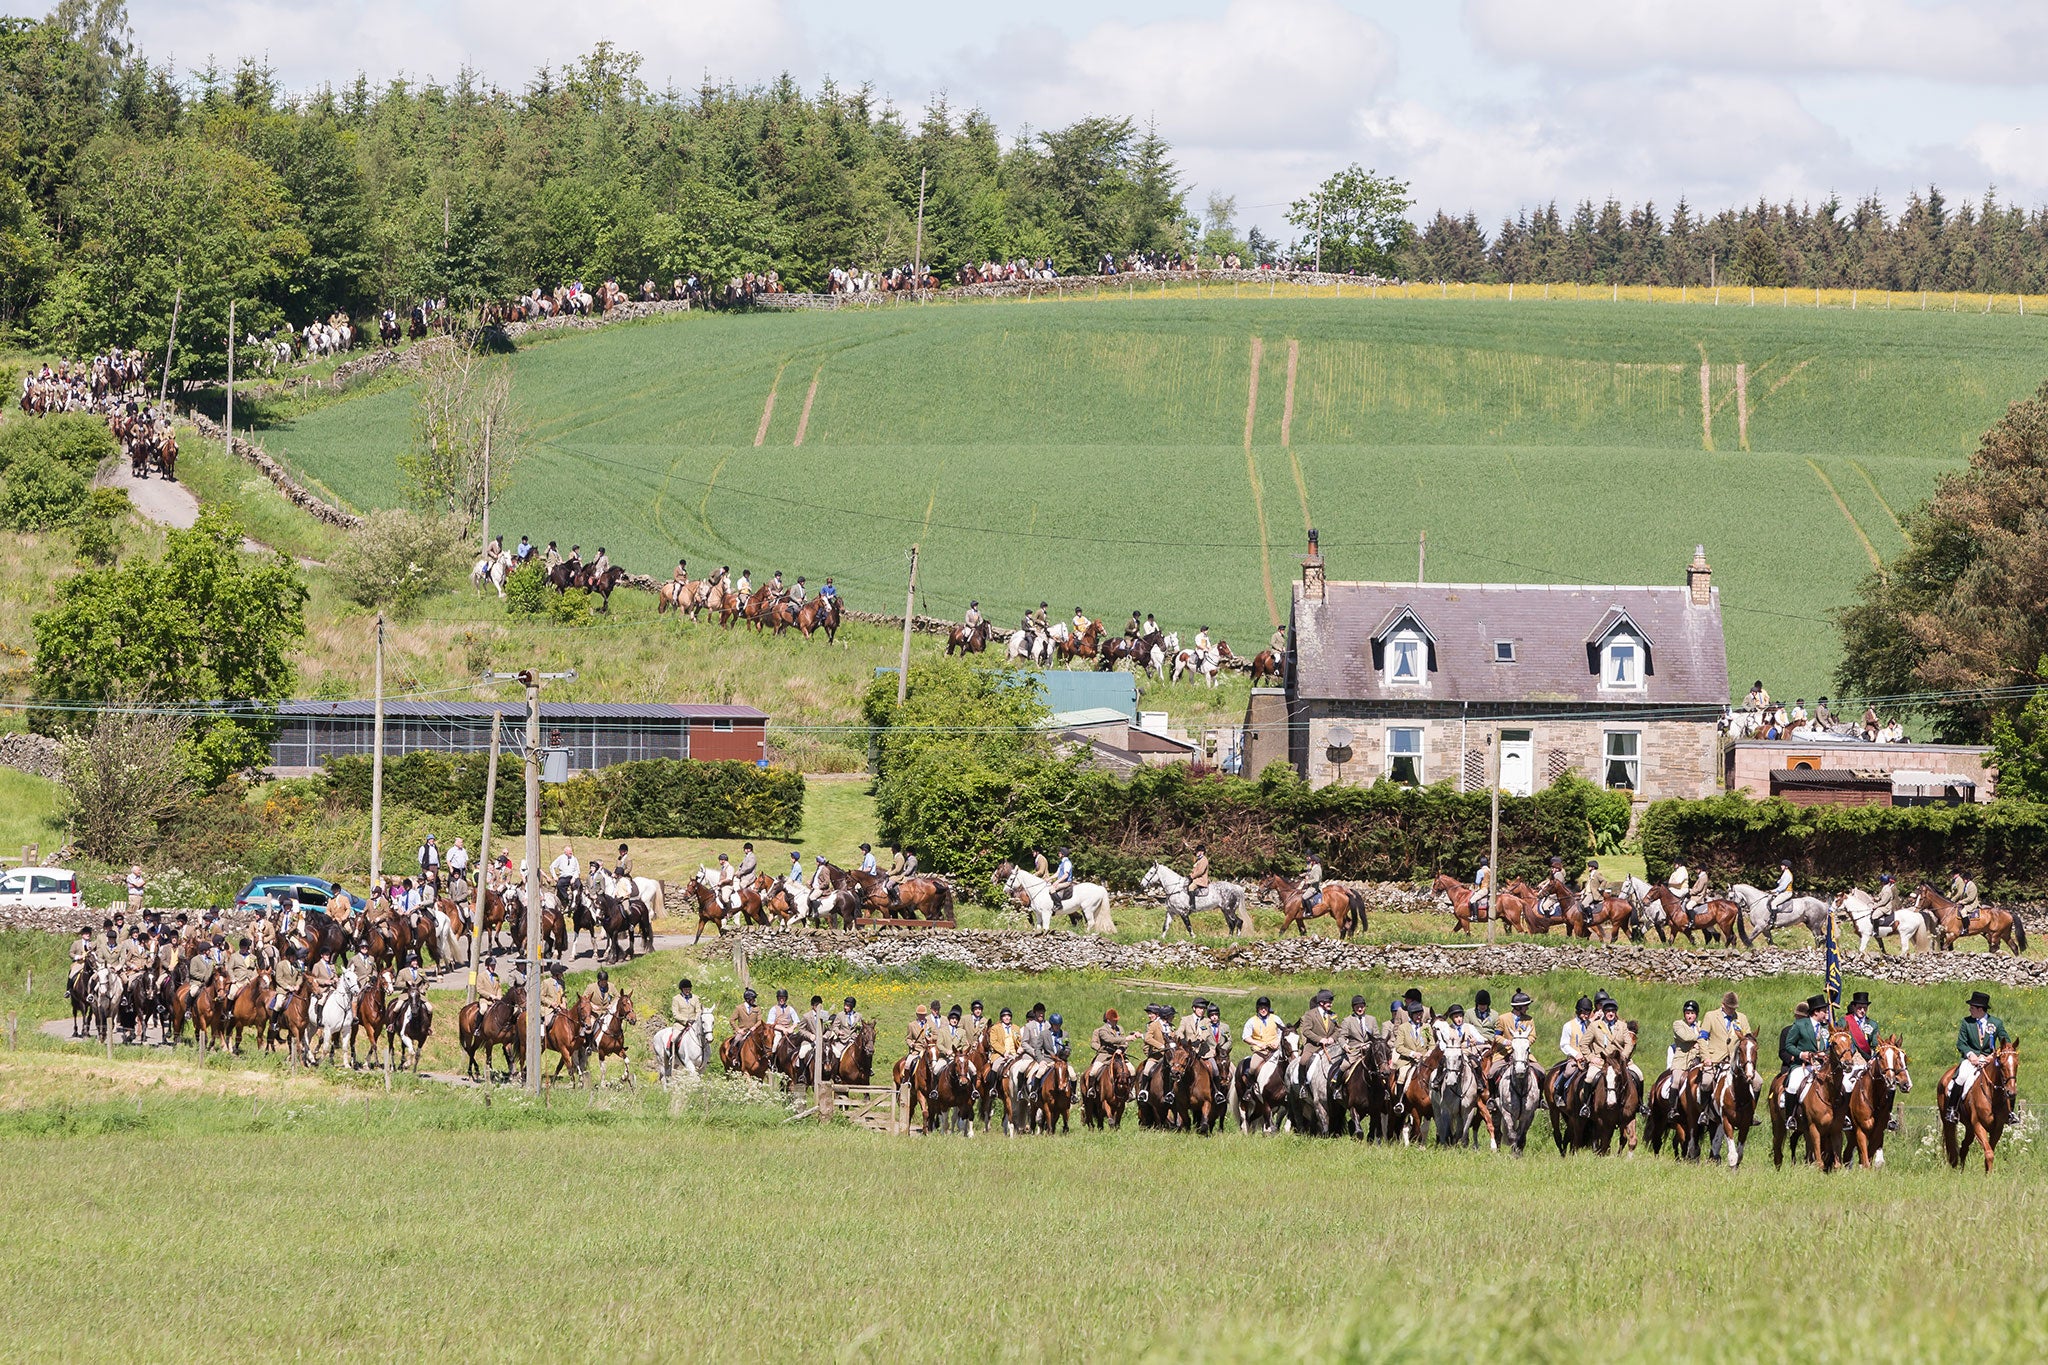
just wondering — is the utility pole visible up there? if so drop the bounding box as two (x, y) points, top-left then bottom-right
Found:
(468, 710), (502, 1006)
(159, 266), (184, 406)
(896, 545), (919, 704)
(485, 667), (575, 1093)
(1314, 195), (1323, 275)
(1417, 529), (1427, 584)
(370, 613), (385, 888)
(225, 299), (235, 459)
(1486, 729), (1501, 945)
(911, 168), (928, 300)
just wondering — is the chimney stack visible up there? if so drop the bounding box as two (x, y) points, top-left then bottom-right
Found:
(1686, 543), (1712, 606)
(1302, 528), (1325, 602)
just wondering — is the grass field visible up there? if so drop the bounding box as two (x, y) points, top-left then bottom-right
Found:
(260, 298), (2048, 706)
(6, 922), (2047, 1361)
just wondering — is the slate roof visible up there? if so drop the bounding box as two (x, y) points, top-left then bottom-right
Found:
(1292, 581), (1727, 706)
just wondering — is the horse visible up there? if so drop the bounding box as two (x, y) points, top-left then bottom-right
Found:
(459, 994), (521, 1080)
(1082, 1050), (1134, 1128)
(1913, 884), (2028, 956)
(350, 973), (391, 1070)
(1170, 646), (1223, 688)
(68, 957), (99, 1037)
(945, 620), (989, 655)
(1055, 620), (1102, 666)
(1709, 1034), (1763, 1168)
(919, 1046), (980, 1136)
(87, 964), (120, 1044)
(390, 981), (433, 1074)
(471, 554), (509, 598)
(224, 972), (273, 1054)
(1582, 892), (1637, 945)
(1141, 862), (1246, 937)
(825, 1019), (874, 1087)
(1771, 1029), (1850, 1171)
(506, 896), (568, 961)
(722, 1021), (774, 1080)
(1036, 1057), (1074, 1134)
(1507, 880), (1572, 934)
(795, 594), (842, 642)
(311, 973), (362, 1067)
(1427, 1041), (1488, 1147)
(270, 976), (313, 1064)
(1335, 1036), (1397, 1141)
(685, 876), (747, 942)
(1236, 1033), (1295, 1135)
(1547, 1042), (1641, 1156)
(539, 1000), (592, 1087)
(995, 862), (1116, 933)
(1644, 1064), (1707, 1160)
(1267, 875), (1364, 939)
(1248, 649), (1283, 686)
(1941, 1040), (2019, 1173)
(582, 990), (636, 1087)
(1728, 883), (1835, 948)
(1836, 888), (1934, 955)
(890, 875), (955, 922)
(1431, 874), (1492, 935)
(1842, 1034), (1909, 1169)
(591, 871), (659, 960)
(1489, 1034), (1546, 1155)
(1174, 1042), (1225, 1136)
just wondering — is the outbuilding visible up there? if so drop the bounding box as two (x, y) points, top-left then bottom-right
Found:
(267, 700), (769, 775)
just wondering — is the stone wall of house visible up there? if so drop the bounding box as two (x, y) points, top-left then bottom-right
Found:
(1299, 710), (1718, 800)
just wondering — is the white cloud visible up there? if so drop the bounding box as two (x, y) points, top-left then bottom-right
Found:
(1463, 0), (2048, 84)
(956, 0), (1396, 152)
(127, 0), (808, 94)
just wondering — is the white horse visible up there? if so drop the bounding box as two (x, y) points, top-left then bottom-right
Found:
(654, 1003), (717, 1084)
(471, 554), (508, 597)
(1006, 627), (1052, 665)
(1430, 1040), (1483, 1147)
(1836, 888), (1933, 955)
(1727, 884), (1834, 947)
(1000, 865), (1116, 933)
(594, 869), (664, 921)
(311, 972), (362, 1067)
(1139, 863), (1248, 936)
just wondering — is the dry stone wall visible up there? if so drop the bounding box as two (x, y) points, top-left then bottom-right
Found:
(754, 269), (1400, 311)
(0, 731), (62, 780)
(717, 924), (2048, 988)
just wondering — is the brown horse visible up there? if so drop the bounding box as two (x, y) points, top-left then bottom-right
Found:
(507, 899), (569, 960)
(1082, 1050), (1134, 1128)
(1505, 879), (1570, 934)
(1914, 885), (2028, 956)
(1037, 1057), (1074, 1134)
(1056, 620), (1102, 664)
(1582, 893), (1636, 945)
(1709, 1034), (1763, 1168)
(796, 593), (842, 643)
(540, 1000), (591, 1086)
(1169, 1040), (1222, 1135)
(220, 974), (273, 1053)
(270, 976), (313, 1064)
(1771, 1029), (1849, 1172)
(459, 995), (523, 1080)
(1940, 1040), (2019, 1173)
(583, 990), (636, 1086)
(350, 973), (390, 1070)
(722, 1023), (773, 1080)
(919, 1046), (980, 1135)
(828, 1021), (876, 1086)
(1264, 875), (1358, 939)
(1431, 874), (1492, 935)
(945, 620), (989, 655)
(891, 876), (956, 921)
(1236, 1035), (1295, 1134)
(685, 878), (745, 942)
(1842, 1034), (1909, 1169)
(1644, 1064), (1708, 1159)
(1248, 649), (1283, 686)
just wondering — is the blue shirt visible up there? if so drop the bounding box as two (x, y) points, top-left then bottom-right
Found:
(1055, 858), (1073, 881)
(818, 584), (836, 599)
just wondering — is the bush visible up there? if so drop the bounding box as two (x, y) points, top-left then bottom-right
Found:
(0, 412), (116, 476)
(547, 587), (593, 625)
(70, 487), (127, 565)
(330, 508), (465, 615)
(1639, 793), (2048, 900)
(0, 450), (89, 529)
(504, 561), (547, 614)
(321, 753), (803, 840)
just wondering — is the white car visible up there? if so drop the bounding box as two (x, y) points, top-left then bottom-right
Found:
(0, 866), (82, 913)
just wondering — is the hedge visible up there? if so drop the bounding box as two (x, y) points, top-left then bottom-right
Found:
(322, 754), (803, 841)
(879, 754), (1629, 892)
(1640, 793), (2048, 900)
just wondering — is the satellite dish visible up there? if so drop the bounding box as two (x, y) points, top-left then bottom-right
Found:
(1327, 725), (1354, 748)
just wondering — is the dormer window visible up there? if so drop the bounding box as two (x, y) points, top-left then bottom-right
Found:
(1388, 632), (1425, 685)
(1494, 641), (1516, 663)
(1604, 634), (1643, 689)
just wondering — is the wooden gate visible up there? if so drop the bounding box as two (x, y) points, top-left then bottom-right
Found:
(831, 1084), (903, 1133)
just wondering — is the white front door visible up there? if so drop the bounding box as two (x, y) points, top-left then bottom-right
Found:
(1500, 731), (1533, 797)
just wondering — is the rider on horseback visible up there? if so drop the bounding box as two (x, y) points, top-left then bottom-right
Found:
(1558, 996), (1597, 1117)
(1297, 989), (1339, 1091)
(1778, 997), (1823, 1114)
(1048, 849), (1074, 907)
(1947, 867), (1982, 929)
(1766, 860), (1795, 917)
(1433, 1004), (1486, 1105)
(1299, 853), (1326, 917)
(1946, 991), (2011, 1124)
(1140, 1004), (1173, 1094)
(1842, 991), (1880, 1094)
(1391, 1000), (1431, 1113)
(1088, 1008), (1128, 1083)
(1664, 1000), (1705, 1096)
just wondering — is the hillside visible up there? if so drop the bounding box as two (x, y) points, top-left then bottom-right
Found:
(261, 295), (2048, 707)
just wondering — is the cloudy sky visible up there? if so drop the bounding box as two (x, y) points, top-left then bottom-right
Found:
(127, 0), (2048, 237)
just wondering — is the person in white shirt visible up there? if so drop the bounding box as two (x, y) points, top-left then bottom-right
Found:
(858, 843), (878, 875)
(446, 839), (469, 878)
(1470, 857), (1490, 913)
(783, 852), (811, 918)
(1667, 862), (1689, 894)
(549, 846), (579, 908)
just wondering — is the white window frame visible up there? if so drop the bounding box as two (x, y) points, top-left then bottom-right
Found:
(1603, 729), (1641, 792)
(712, 718), (735, 732)
(1603, 634), (1644, 689)
(1386, 727), (1424, 785)
(1387, 632), (1425, 686)
(1494, 640), (1516, 663)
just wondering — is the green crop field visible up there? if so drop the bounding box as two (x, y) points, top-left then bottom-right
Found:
(6, 921), (2047, 1361)
(262, 297), (2048, 706)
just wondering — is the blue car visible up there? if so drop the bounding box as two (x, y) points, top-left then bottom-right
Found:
(234, 875), (359, 916)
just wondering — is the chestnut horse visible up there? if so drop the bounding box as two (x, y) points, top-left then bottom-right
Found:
(1264, 875), (1361, 939)
(1771, 1029), (1849, 1172)
(1710, 1034), (1763, 1168)
(722, 1021), (774, 1079)
(459, 995), (522, 1080)
(1083, 1050), (1134, 1128)
(1168, 1039), (1223, 1135)
(1842, 1034), (1910, 1168)
(1940, 1040), (2019, 1173)
(1506, 880), (1572, 934)
(1037, 1057), (1074, 1134)
(1913, 885), (2028, 956)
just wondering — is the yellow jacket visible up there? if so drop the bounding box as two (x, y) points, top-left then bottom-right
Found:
(986, 1022), (1019, 1057)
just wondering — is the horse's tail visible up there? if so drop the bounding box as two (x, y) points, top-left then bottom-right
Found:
(1734, 909), (1753, 949)
(935, 879), (955, 918)
(2013, 913), (2028, 953)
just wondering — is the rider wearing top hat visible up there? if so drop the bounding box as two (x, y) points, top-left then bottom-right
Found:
(1946, 991), (2012, 1123)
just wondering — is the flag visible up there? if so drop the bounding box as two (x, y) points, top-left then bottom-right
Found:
(1823, 907), (1843, 1016)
